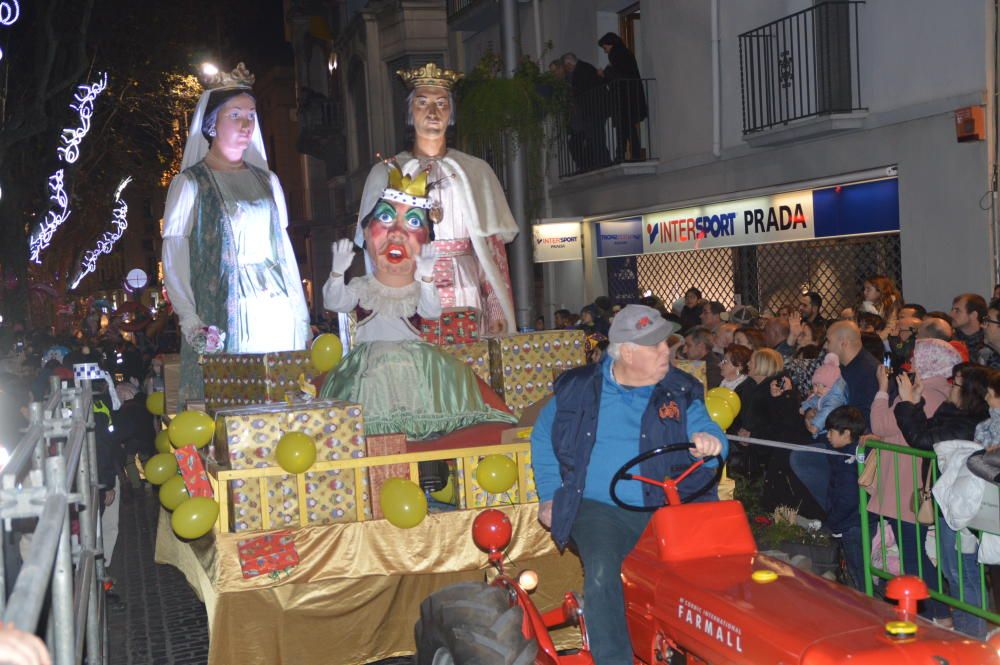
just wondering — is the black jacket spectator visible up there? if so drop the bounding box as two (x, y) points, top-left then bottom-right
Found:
(894, 401), (979, 451)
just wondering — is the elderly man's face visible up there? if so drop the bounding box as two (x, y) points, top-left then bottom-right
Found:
(622, 339), (672, 383)
(411, 86), (451, 140)
(684, 336), (707, 360)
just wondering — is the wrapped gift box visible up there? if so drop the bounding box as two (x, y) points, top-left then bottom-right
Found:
(454, 449), (538, 508)
(365, 433), (408, 520)
(237, 531), (299, 579)
(174, 445), (213, 498)
(421, 308), (480, 345)
(202, 350), (319, 413)
(672, 359), (707, 390)
(213, 400), (366, 532)
(436, 341), (491, 385)
(488, 331), (586, 417)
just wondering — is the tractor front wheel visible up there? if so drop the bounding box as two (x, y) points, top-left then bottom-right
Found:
(415, 582), (538, 665)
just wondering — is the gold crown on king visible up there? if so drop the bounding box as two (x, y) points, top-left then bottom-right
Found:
(205, 62), (256, 90)
(396, 63), (463, 91)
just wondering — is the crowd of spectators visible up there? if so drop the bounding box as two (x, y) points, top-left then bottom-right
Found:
(543, 278), (1000, 638)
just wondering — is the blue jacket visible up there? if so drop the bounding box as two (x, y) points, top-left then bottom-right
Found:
(825, 441), (860, 534)
(801, 377), (848, 437)
(531, 357), (728, 549)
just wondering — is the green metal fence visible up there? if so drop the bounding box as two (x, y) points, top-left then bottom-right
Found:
(858, 439), (999, 624)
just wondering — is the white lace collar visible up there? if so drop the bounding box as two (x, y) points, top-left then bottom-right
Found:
(349, 275), (421, 319)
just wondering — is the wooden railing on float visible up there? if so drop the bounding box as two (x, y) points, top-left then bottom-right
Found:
(205, 441), (536, 533)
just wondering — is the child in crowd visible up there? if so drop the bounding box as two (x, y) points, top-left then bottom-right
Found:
(824, 405), (866, 590)
(966, 370), (1000, 482)
(799, 353), (848, 439)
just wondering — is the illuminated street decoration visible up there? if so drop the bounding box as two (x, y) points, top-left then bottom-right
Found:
(69, 177), (132, 290)
(57, 72), (109, 164)
(0, 1), (20, 61)
(28, 72), (110, 264)
(28, 169), (70, 264)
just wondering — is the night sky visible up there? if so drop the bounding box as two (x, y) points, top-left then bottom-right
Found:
(224, 0), (293, 70)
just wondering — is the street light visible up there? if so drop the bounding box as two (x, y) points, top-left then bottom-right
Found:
(201, 62), (219, 77)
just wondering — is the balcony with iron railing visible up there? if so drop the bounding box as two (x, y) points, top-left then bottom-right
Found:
(555, 78), (654, 178)
(446, 0), (499, 32)
(738, 1), (866, 145)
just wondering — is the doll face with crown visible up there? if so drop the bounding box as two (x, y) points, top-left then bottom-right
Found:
(365, 199), (431, 278)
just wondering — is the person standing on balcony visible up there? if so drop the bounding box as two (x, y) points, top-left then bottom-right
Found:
(561, 53), (611, 172)
(598, 32), (648, 163)
(355, 64), (519, 336)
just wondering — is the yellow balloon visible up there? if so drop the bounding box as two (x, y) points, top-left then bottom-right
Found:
(476, 455), (517, 494)
(146, 391), (165, 416)
(145, 453), (178, 486)
(275, 431), (317, 474)
(154, 429), (173, 454)
(429, 475), (456, 504)
(171, 497), (219, 540)
(704, 395), (735, 431)
(168, 410), (216, 449)
(159, 475), (190, 511)
(311, 333), (343, 373)
(380, 478), (428, 528)
(707, 387), (741, 416)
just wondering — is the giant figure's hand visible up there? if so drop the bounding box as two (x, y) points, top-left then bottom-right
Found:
(330, 239), (356, 276)
(537, 500), (553, 529)
(414, 244), (438, 283)
(488, 318), (508, 336)
(180, 317), (206, 348)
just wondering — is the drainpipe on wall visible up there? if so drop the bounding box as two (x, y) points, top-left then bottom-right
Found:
(502, 0), (534, 329)
(712, 0), (722, 158)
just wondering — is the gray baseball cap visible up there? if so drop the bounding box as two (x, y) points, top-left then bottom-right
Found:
(609, 304), (677, 346)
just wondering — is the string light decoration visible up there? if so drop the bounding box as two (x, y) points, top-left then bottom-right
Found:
(27, 72), (110, 264)
(28, 169), (70, 264)
(69, 177), (132, 290)
(57, 72), (109, 164)
(0, 1), (20, 61)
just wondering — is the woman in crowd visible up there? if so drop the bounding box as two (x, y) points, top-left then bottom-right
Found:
(861, 275), (902, 324)
(894, 362), (991, 638)
(738, 349), (820, 514)
(720, 344), (753, 476)
(162, 64), (311, 402)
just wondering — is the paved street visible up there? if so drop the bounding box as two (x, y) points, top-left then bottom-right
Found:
(107, 489), (209, 665)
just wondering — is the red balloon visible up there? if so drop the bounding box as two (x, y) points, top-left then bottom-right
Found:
(472, 509), (512, 554)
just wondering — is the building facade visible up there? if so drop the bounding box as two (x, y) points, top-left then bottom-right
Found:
(288, 0), (998, 321)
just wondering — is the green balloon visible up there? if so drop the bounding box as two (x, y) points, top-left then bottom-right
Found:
(145, 453), (178, 486)
(275, 431), (317, 474)
(171, 497), (219, 540)
(159, 475), (190, 511)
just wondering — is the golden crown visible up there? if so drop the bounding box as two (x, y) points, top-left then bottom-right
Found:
(204, 62), (255, 90)
(381, 160), (433, 209)
(396, 63), (462, 91)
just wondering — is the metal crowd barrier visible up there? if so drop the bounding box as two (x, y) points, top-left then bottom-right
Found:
(858, 438), (999, 625)
(1, 375), (107, 665)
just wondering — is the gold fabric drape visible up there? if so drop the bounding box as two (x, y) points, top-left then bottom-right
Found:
(155, 504), (584, 664)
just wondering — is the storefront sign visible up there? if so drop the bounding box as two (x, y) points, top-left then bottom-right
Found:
(533, 220), (582, 263)
(633, 178), (898, 256)
(595, 217), (644, 257)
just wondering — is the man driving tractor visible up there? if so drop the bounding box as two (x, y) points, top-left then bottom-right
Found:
(531, 304), (728, 665)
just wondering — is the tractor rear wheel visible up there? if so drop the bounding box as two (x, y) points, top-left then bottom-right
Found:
(415, 582), (537, 665)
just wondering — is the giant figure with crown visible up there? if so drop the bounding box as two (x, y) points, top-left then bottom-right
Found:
(355, 63), (519, 337)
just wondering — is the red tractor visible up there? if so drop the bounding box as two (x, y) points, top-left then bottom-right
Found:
(415, 444), (1000, 664)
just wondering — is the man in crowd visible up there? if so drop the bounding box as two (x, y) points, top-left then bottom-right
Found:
(980, 301), (1000, 368)
(682, 325), (722, 388)
(531, 304), (726, 665)
(792, 320), (880, 509)
(899, 303), (927, 320)
(918, 315), (953, 341)
(700, 300), (725, 334)
(678, 287), (703, 332)
(950, 293), (987, 360)
(764, 317), (794, 358)
(798, 291), (827, 327)
(553, 309), (575, 330)
(714, 321), (739, 355)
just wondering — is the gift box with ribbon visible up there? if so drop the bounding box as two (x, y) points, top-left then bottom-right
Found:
(488, 330), (587, 417)
(237, 530), (299, 579)
(420, 308), (480, 345)
(173, 445), (213, 498)
(201, 350), (319, 414)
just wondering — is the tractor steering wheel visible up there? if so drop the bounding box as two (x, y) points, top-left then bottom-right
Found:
(609, 443), (723, 512)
